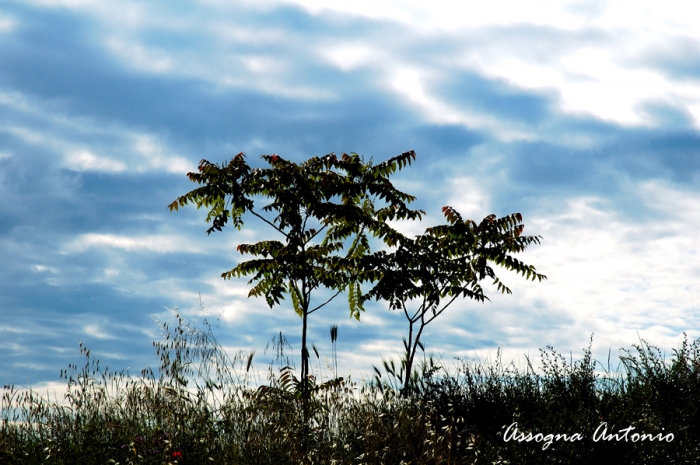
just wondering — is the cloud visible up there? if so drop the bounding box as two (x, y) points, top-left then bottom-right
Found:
(18, 0), (152, 29)
(411, 186), (700, 373)
(83, 324), (119, 340)
(272, 0), (592, 31)
(10, 0), (700, 129)
(321, 43), (379, 72)
(0, 89), (194, 175)
(391, 68), (535, 141)
(1, 0), (700, 392)
(105, 38), (174, 74)
(66, 150), (127, 172)
(0, 14), (17, 32)
(64, 233), (203, 254)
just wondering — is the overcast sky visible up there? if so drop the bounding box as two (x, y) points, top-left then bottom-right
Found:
(2, 0), (699, 393)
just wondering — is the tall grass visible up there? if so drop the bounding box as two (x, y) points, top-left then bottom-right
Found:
(2, 312), (699, 464)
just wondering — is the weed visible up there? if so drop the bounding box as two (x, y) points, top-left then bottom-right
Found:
(2, 313), (699, 464)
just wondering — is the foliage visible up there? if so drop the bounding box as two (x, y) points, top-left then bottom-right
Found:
(168, 151), (423, 413)
(168, 150), (547, 404)
(364, 205), (547, 395)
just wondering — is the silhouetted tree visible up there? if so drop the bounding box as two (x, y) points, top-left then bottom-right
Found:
(169, 151), (423, 416)
(365, 207), (547, 395)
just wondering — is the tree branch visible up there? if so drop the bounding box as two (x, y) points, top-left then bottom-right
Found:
(424, 294), (459, 326)
(402, 300), (411, 322)
(307, 222), (328, 244)
(308, 289), (343, 314)
(249, 209), (287, 238)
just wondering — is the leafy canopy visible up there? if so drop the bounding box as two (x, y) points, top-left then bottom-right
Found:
(168, 151), (424, 320)
(365, 206), (547, 395)
(365, 207), (546, 313)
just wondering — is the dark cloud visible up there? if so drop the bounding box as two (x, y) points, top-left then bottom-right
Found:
(0, 2), (410, 152)
(510, 142), (608, 190)
(435, 72), (554, 125)
(642, 36), (700, 82)
(410, 124), (487, 158)
(606, 128), (700, 185)
(0, 283), (164, 384)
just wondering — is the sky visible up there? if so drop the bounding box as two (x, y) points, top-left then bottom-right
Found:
(1, 0), (699, 394)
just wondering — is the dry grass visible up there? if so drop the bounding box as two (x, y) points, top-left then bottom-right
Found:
(2, 312), (699, 464)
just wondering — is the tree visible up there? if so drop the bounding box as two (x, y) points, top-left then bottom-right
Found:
(364, 206), (547, 396)
(168, 151), (423, 416)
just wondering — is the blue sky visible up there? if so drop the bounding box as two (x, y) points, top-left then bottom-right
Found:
(1, 0), (699, 393)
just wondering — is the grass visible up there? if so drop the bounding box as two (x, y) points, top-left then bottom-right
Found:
(2, 311), (699, 464)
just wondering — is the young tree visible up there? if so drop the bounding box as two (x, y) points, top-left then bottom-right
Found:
(365, 206), (547, 396)
(168, 151), (422, 414)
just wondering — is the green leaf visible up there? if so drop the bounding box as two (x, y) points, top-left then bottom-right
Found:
(289, 282), (303, 317)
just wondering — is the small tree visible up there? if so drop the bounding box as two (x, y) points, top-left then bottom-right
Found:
(365, 206), (547, 395)
(168, 151), (422, 415)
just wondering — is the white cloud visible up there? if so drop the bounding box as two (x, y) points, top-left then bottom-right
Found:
(388, 177), (700, 375)
(446, 34), (700, 126)
(195, 278), (280, 325)
(132, 135), (194, 174)
(390, 68), (535, 140)
(31, 264), (58, 273)
(295, 1), (700, 127)
(210, 23), (287, 44)
(322, 43), (379, 72)
(270, 0), (585, 30)
(83, 324), (118, 340)
(105, 38), (174, 73)
(240, 56), (285, 74)
(1, 90), (195, 174)
(687, 104), (700, 131)
(0, 14), (17, 32)
(65, 233), (203, 254)
(2, 125), (47, 145)
(285, 0), (699, 36)
(102, 33), (333, 100)
(509, 188), (697, 333)
(598, 0), (700, 36)
(17, 0), (700, 126)
(66, 150), (127, 172)
(445, 177), (491, 219)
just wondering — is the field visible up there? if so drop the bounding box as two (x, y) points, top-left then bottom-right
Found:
(2, 313), (699, 464)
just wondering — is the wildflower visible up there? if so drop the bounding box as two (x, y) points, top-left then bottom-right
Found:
(172, 451), (183, 459)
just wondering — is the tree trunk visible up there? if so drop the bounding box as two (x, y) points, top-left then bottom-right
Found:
(301, 308), (309, 418)
(402, 320), (415, 396)
(402, 317), (425, 397)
